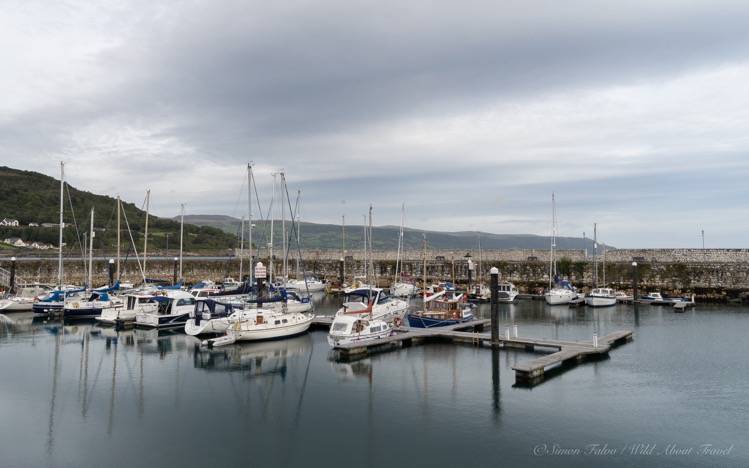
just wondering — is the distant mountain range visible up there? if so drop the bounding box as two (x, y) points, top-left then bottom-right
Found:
(178, 214), (610, 251)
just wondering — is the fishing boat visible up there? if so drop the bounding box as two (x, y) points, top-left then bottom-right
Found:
(407, 289), (475, 328)
(497, 282), (519, 303)
(0, 285), (49, 312)
(335, 287), (409, 323)
(134, 290), (197, 328)
(63, 290), (124, 319)
(585, 288), (617, 307)
(185, 298), (245, 336)
(327, 315), (392, 348)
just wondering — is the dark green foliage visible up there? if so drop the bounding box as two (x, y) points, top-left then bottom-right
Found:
(0, 166), (237, 252)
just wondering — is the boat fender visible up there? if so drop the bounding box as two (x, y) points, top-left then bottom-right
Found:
(393, 317), (402, 327)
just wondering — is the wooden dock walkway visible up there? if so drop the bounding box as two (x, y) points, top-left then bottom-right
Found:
(311, 316), (633, 386)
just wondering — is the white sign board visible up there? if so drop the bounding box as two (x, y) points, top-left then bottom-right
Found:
(254, 262), (267, 279)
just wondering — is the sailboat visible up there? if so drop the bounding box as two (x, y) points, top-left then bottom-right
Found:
(390, 203), (417, 298)
(584, 224), (616, 307)
(544, 193), (577, 305)
(407, 236), (475, 327)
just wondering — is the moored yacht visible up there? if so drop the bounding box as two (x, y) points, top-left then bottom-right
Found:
(497, 282), (519, 303)
(185, 298), (245, 336)
(585, 288), (617, 307)
(284, 276), (326, 292)
(0, 286), (49, 312)
(96, 292), (157, 325)
(406, 290), (475, 328)
(545, 282), (578, 305)
(390, 281), (418, 298)
(32, 287), (85, 314)
(63, 291), (124, 319)
(135, 290), (197, 328)
(327, 315), (392, 348)
(335, 287), (409, 323)
(204, 308), (314, 347)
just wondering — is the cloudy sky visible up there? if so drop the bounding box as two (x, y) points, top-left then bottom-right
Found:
(2, 0), (749, 247)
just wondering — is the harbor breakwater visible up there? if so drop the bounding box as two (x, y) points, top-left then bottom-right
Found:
(3, 248), (749, 302)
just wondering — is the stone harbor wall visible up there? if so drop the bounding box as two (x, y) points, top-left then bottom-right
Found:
(4, 249), (749, 302)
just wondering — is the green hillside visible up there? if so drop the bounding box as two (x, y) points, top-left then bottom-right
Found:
(180, 215), (609, 251)
(0, 166), (237, 253)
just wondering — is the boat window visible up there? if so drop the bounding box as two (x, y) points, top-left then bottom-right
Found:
(176, 298), (196, 307)
(274, 320), (281, 325)
(331, 322), (348, 332)
(282, 319), (288, 324)
(371, 326), (380, 332)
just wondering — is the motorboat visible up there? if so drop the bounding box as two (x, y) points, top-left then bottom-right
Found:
(407, 290), (475, 328)
(614, 291), (633, 302)
(135, 290), (197, 328)
(390, 281), (418, 298)
(468, 284), (491, 303)
(185, 299), (245, 336)
(96, 292), (158, 325)
(640, 292), (676, 305)
(335, 287), (409, 323)
(32, 287), (86, 314)
(189, 280), (221, 298)
(63, 291), (124, 319)
(584, 288), (617, 307)
(497, 282), (519, 303)
(673, 295), (696, 312)
(327, 314), (392, 348)
(0, 286), (49, 312)
(284, 276), (326, 292)
(204, 308), (314, 347)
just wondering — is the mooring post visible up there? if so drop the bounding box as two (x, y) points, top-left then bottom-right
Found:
(9, 257), (16, 295)
(108, 258), (115, 287)
(513, 324), (518, 338)
(173, 257), (179, 285)
(593, 333), (599, 348)
(505, 327), (511, 340)
(490, 266), (499, 347)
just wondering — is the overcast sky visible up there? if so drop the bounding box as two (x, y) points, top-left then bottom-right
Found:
(2, 0), (749, 247)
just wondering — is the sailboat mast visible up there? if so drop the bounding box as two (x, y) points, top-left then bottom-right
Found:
(281, 171), (287, 280)
(239, 217), (245, 281)
(116, 196), (121, 280)
(341, 214), (346, 283)
(88, 208), (94, 288)
(368, 205), (374, 285)
(362, 215), (367, 283)
(143, 189), (150, 278)
(58, 161), (65, 289)
(179, 204), (184, 281)
(247, 163), (253, 284)
(395, 203), (404, 285)
(422, 234), (427, 308)
(549, 192), (555, 289)
(269, 173), (276, 284)
(296, 189), (301, 278)
(593, 223), (598, 288)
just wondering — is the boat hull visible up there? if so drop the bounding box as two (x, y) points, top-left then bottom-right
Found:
(228, 316), (314, 342)
(584, 296), (617, 307)
(185, 318), (230, 336)
(545, 292), (576, 305)
(135, 312), (190, 328)
(406, 313), (474, 328)
(95, 309), (137, 324)
(0, 300), (34, 312)
(327, 328), (391, 348)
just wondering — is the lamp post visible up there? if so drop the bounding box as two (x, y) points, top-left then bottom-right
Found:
(631, 261), (639, 304)
(490, 266), (499, 347)
(9, 256), (16, 295)
(108, 258), (115, 287)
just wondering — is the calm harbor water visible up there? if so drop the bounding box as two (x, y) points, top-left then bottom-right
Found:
(1, 297), (747, 467)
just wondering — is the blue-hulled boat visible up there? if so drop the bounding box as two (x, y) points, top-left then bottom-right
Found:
(406, 289), (475, 328)
(32, 288), (86, 314)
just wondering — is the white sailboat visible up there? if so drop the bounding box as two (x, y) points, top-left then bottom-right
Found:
(545, 193), (577, 305)
(390, 204), (417, 298)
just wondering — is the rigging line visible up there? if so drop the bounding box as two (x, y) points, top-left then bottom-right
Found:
(121, 206), (146, 281)
(64, 184), (87, 269)
(229, 176), (246, 219)
(281, 174), (311, 298)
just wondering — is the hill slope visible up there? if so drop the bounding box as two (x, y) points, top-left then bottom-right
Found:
(0, 166), (236, 253)
(179, 215), (609, 251)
